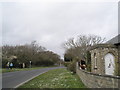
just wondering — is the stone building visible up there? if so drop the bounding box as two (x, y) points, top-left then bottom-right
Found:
(90, 34), (120, 76)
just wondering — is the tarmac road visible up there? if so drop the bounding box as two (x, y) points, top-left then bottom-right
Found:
(2, 66), (65, 88)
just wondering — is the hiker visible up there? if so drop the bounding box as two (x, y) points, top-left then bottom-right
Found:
(80, 64), (86, 70)
(80, 60), (86, 70)
(78, 61), (81, 69)
(10, 62), (13, 69)
(78, 61), (80, 67)
(22, 63), (25, 68)
(18, 63), (22, 68)
(6, 62), (10, 69)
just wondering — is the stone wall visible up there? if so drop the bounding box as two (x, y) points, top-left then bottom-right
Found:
(76, 63), (120, 88)
(90, 44), (118, 75)
(118, 46), (120, 75)
(118, 45), (120, 87)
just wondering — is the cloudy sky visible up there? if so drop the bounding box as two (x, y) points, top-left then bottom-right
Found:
(1, 0), (118, 58)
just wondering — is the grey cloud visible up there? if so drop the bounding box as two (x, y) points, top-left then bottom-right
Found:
(2, 2), (118, 58)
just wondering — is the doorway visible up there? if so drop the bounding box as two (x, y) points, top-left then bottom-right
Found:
(104, 53), (115, 75)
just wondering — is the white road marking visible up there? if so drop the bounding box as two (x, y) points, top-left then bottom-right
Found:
(14, 71), (48, 88)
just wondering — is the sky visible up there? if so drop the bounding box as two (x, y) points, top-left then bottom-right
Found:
(1, 0), (119, 59)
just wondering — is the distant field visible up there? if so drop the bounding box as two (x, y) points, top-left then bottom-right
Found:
(2, 66), (58, 73)
(19, 68), (86, 88)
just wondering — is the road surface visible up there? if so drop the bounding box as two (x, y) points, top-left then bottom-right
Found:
(2, 66), (65, 88)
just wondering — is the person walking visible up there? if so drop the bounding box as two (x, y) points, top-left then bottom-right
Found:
(6, 62), (10, 69)
(22, 63), (25, 68)
(10, 62), (13, 69)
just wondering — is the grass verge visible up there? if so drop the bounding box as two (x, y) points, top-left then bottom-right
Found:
(2, 66), (58, 73)
(19, 68), (86, 88)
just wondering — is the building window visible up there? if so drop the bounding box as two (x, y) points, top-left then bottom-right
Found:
(94, 53), (97, 69)
(94, 57), (97, 69)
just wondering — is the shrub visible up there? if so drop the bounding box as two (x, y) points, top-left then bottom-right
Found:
(2, 58), (8, 68)
(67, 61), (76, 73)
(63, 62), (70, 67)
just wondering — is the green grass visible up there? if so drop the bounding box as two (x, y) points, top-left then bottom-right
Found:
(0, 69), (2, 73)
(19, 68), (86, 88)
(2, 66), (58, 73)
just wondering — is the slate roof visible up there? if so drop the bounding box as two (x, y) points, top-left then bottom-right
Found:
(107, 34), (120, 45)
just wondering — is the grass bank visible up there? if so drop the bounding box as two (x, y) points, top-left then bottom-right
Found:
(2, 66), (58, 73)
(19, 68), (86, 88)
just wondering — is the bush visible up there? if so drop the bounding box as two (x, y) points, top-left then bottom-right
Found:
(86, 64), (91, 72)
(2, 58), (8, 68)
(86, 51), (91, 72)
(67, 61), (76, 73)
(63, 62), (70, 67)
(34, 60), (54, 66)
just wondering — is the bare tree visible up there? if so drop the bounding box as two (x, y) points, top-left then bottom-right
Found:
(63, 34), (106, 61)
(63, 38), (77, 49)
(64, 34), (105, 49)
